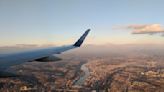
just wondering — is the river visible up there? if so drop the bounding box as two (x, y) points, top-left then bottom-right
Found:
(75, 64), (90, 86)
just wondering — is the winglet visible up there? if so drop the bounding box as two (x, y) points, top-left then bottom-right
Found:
(73, 29), (90, 47)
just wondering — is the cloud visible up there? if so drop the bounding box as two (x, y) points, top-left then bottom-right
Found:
(123, 24), (164, 36)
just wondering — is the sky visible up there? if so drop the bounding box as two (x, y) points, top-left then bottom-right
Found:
(0, 0), (164, 46)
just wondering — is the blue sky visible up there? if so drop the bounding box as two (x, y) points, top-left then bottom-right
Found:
(0, 0), (164, 46)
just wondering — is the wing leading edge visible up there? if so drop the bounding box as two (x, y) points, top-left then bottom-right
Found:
(0, 29), (91, 69)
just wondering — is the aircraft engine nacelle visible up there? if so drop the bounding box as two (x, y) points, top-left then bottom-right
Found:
(34, 55), (62, 62)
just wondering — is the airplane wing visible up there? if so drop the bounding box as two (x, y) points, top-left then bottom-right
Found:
(0, 29), (90, 70)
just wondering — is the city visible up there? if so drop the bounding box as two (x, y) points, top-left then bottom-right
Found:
(0, 44), (164, 92)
